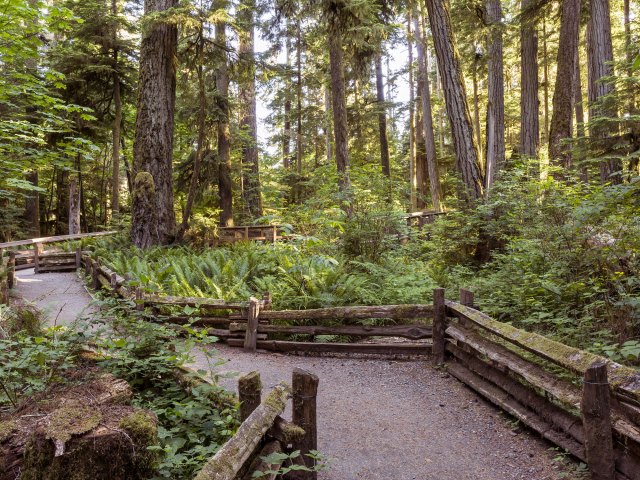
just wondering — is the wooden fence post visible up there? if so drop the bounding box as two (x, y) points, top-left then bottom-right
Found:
(243, 298), (261, 352)
(91, 260), (100, 290)
(110, 272), (118, 290)
(581, 360), (615, 480)
(34, 243), (42, 274)
(75, 246), (82, 268)
(292, 368), (319, 480)
(239, 371), (262, 422)
(432, 288), (446, 365)
(460, 288), (474, 308)
(8, 251), (15, 289)
(135, 287), (144, 311)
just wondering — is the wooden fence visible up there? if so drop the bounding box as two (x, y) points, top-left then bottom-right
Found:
(0, 231), (115, 271)
(215, 225), (287, 246)
(78, 255), (640, 477)
(400, 210), (446, 228)
(194, 369), (319, 480)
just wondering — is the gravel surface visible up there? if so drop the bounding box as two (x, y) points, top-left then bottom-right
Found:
(194, 345), (575, 480)
(15, 271), (577, 479)
(14, 268), (97, 327)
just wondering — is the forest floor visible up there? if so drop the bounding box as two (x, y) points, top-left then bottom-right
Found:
(15, 268), (579, 480)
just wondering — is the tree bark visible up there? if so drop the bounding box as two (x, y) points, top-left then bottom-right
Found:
(216, 2), (234, 226)
(238, 0), (262, 218)
(283, 30), (291, 169)
(548, 0), (581, 170)
(575, 43), (588, 182)
(424, 0), (483, 203)
(519, 0), (539, 157)
(483, 0), (505, 190)
(111, 0), (121, 216)
(132, 0), (177, 247)
(542, 12), (549, 143)
(414, 10), (442, 211)
(69, 177), (81, 235)
(587, 0), (620, 183)
(177, 27), (207, 241)
(326, 1), (353, 214)
(375, 54), (391, 177)
(54, 169), (69, 235)
(24, 170), (40, 238)
(407, 11), (417, 210)
(296, 17), (303, 177)
(324, 86), (332, 164)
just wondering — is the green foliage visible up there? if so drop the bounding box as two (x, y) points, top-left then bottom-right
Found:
(0, 326), (84, 408)
(251, 450), (328, 478)
(424, 164), (640, 356)
(89, 297), (237, 479)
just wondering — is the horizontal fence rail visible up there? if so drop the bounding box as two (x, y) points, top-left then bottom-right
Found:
(27, 252), (640, 478)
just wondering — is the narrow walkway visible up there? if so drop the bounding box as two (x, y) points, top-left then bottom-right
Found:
(15, 270), (571, 480)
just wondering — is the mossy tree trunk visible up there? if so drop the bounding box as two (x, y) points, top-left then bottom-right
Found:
(131, 0), (177, 247)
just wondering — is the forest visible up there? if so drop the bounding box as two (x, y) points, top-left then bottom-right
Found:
(1, 0), (640, 476)
(2, 0), (638, 352)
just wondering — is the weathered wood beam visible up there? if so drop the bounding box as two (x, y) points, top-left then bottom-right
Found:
(446, 301), (640, 404)
(194, 383), (290, 480)
(229, 323), (432, 339)
(250, 304), (434, 322)
(227, 338), (431, 355)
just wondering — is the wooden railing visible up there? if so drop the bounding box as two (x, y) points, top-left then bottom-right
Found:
(400, 210), (446, 228)
(441, 289), (640, 480)
(79, 256), (640, 477)
(194, 369), (318, 480)
(0, 231), (115, 271)
(215, 225), (286, 246)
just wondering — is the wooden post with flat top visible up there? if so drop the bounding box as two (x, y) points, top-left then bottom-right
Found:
(581, 360), (615, 480)
(291, 368), (319, 480)
(432, 288), (446, 365)
(243, 298), (260, 352)
(238, 371), (262, 422)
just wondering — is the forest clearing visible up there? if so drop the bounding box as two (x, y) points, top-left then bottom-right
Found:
(1, 0), (640, 478)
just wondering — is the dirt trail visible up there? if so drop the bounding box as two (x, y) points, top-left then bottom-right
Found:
(15, 270), (571, 480)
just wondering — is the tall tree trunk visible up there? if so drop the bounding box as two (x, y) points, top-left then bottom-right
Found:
(483, 0), (505, 190)
(24, 171), (40, 237)
(177, 27), (207, 242)
(111, 0), (121, 216)
(239, 0), (262, 218)
(407, 10), (417, 211)
(548, 0), (581, 170)
(216, 4), (233, 226)
(69, 177), (81, 234)
(542, 12), (550, 143)
(324, 85), (333, 164)
(415, 82), (428, 209)
(326, 1), (352, 214)
(587, 0), (620, 183)
(424, 0), (484, 203)
(55, 169), (69, 235)
(375, 54), (391, 177)
(296, 18), (303, 177)
(415, 11), (442, 211)
(283, 30), (291, 169)
(131, 0), (177, 247)
(575, 47), (588, 182)
(472, 56), (482, 167)
(519, 0), (539, 157)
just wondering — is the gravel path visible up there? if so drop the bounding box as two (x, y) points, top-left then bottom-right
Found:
(14, 268), (97, 327)
(14, 270), (575, 479)
(195, 345), (571, 480)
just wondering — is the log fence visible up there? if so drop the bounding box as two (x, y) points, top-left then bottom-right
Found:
(194, 369), (318, 480)
(215, 225), (287, 246)
(13, 244), (640, 478)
